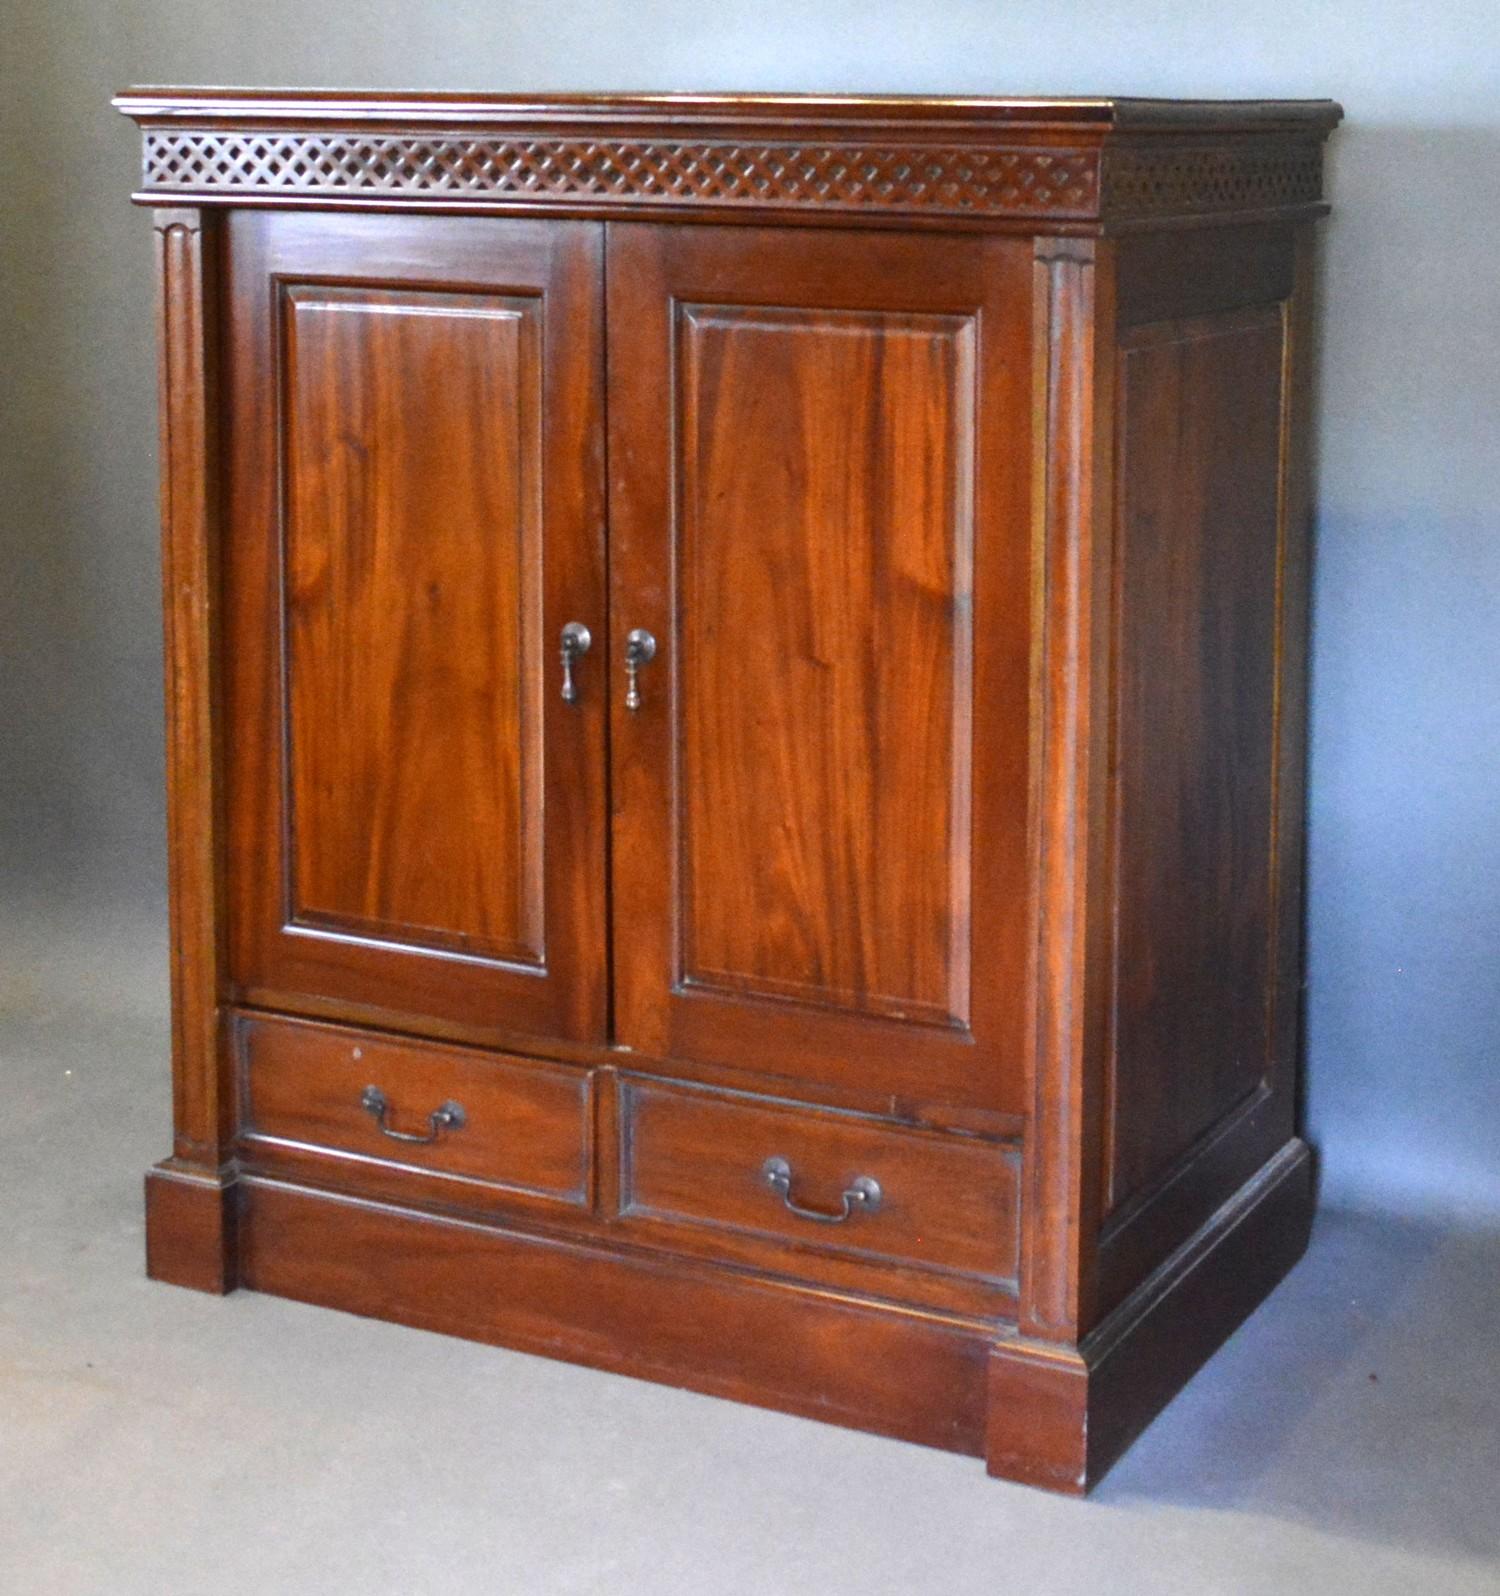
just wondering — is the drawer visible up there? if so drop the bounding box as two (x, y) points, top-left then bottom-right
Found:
(238, 1013), (592, 1211)
(619, 1077), (1019, 1287)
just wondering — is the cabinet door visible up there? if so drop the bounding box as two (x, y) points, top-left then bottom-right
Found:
(607, 224), (1032, 1110)
(223, 214), (607, 1043)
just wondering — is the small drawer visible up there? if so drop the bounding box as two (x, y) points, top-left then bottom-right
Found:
(619, 1077), (1019, 1286)
(238, 1013), (592, 1210)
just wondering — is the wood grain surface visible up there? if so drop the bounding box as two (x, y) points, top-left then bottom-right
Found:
(222, 212), (609, 1043)
(606, 222), (1034, 1110)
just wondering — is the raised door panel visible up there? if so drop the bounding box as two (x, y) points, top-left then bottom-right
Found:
(224, 214), (607, 1043)
(678, 304), (974, 1027)
(607, 225), (1033, 1110)
(283, 286), (544, 964)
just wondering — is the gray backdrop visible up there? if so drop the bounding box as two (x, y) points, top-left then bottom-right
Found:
(3, 2), (1496, 1221)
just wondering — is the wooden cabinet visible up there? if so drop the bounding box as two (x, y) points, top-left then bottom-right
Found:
(118, 88), (1341, 1493)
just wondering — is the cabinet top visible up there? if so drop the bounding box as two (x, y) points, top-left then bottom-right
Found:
(115, 88), (1342, 232)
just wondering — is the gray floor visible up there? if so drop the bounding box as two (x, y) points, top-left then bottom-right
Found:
(3, 892), (1498, 1596)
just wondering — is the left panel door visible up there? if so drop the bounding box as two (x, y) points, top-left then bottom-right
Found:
(222, 213), (608, 1044)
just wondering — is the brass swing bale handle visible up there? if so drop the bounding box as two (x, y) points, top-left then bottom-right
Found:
(360, 1085), (467, 1145)
(760, 1156), (883, 1224)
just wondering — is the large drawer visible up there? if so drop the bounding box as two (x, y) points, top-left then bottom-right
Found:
(618, 1076), (1020, 1288)
(237, 1013), (593, 1213)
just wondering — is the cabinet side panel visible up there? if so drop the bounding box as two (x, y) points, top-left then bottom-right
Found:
(1105, 305), (1286, 1222)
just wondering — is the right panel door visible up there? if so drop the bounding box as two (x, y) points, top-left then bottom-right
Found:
(607, 223), (1032, 1111)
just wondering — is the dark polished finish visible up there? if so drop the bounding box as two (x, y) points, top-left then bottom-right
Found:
(238, 1174), (993, 1456)
(605, 220), (1034, 1106)
(119, 89), (1339, 1494)
(116, 90), (1340, 230)
(219, 211), (609, 1045)
(238, 1011), (594, 1215)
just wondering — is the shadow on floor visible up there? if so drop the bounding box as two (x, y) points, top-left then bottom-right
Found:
(3, 895), (1497, 1595)
(1101, 1205), (1500, 1566)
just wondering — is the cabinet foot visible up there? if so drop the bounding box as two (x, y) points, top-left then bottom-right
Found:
(144, 1160), (240, 1294)
(987, 1139), (1314, 1492)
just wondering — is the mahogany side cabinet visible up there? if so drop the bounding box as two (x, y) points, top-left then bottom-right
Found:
(116, 89), (1341, 1492)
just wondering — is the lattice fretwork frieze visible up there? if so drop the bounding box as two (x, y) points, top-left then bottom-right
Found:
(137, 126), (1326, 223)
(1102, 140), (1325, 217)
(140, 130), (1101, 216)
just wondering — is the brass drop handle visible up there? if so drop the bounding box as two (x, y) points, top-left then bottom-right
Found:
(360, 1085), (466, 1145)
(761, 1156), (883, 1224)
(623, 627), (657, 711)
(559, 621), (592, 703)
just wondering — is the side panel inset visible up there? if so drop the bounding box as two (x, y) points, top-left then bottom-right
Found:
(1106, 305), (1287, 1216)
